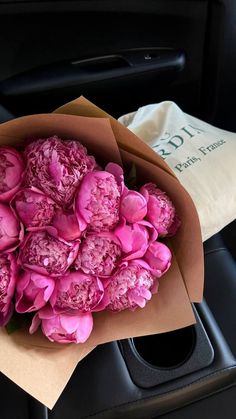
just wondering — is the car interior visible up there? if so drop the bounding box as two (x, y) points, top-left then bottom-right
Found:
(0, 0), (236, 418)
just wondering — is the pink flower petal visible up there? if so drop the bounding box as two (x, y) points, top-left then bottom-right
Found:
(120, 190), (147, 223)
(60, 313), (82, 334)
(29, 312), (41, 334)
(144, 241), (172, 277)
(31, 306), (94, 343)
(52, 209), (83, 241)
(74, 232), (122, 276)
(75, 170), (121, 232)
(0, 253), (18, 326)
(140, 183), (180, 237)
(19, 230), (79, 277)
(0, 146), (25, 203)
(114, 218), (149, 260)
(104, 260), (157, 312)
(51, 271), (104, 312)
(16, 271), (55, 313)
(24, 136), (96, 207)
(105, 162), (124, 193)
(12, 187), (57, 228)
(74, 312), (93, 343)
(0, 203), (22, 252)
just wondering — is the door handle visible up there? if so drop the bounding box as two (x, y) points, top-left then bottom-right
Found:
(0, 48), (185, 97)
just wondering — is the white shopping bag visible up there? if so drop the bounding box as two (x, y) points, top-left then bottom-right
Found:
(119, 101), (236, 241)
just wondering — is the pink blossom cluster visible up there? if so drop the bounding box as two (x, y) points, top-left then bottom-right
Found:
(0, 136), (180, 344)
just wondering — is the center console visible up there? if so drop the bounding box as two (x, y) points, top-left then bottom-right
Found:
(47, 233), (236, 419)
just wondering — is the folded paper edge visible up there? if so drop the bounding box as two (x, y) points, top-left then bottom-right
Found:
(54, 96), (177, 180)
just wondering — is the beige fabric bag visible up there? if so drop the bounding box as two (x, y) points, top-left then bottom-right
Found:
(119, 101), (236, 241)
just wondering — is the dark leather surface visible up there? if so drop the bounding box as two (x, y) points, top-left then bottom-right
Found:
(49, 305), (236, 419)
(160, 239), (236, 419)
(0, 104), (14, 123)
(221, 220), (236, 260)
(204, 239), (236, 356)
(49, 238), (236, 419)
(0, 373), (29, 419)
(119, 306), (214, 388)
(203, 233), (226, 254)
(158, 386), (236, 419)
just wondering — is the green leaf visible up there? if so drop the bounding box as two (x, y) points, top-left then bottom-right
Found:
(5, 312), (32, 335)
(5, 315), (22, 334)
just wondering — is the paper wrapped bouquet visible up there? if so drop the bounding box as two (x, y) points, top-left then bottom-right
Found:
(0, 97), (204, 408)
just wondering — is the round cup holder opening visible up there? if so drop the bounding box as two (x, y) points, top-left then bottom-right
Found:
(132, 326), (196, 369)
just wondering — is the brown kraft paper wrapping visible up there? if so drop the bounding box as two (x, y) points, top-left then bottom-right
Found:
(0, 97), (204, 408)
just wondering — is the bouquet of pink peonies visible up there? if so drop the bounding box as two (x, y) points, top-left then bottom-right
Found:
(0, 97), (204, 408)
(1, 134), (180, 344)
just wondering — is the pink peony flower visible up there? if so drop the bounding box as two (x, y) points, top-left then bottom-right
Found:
(144, 241), (172, 277)
(0, 146), (25, 203)
(105, 163), (124, 193)
(140, 183), (180, 237)
(114, 218), (157, 261)
(50, 271), (105, 312)
(74, 232), (122, 276)
(15, 271), (55, 313)
(0, 202), (23, 252)
(75, 170), (121, 232)
(24, 136), (96, 207)
(120, 188), (147, 223)
(12, 187), (57, 228)
(51, 208), (84, 241)
(105, 260), (158, 312)
(167, 214), (181, 237)
(19, 230), (79, 277)
(0, 252), (18, 326)
(30, 305), (93, 343)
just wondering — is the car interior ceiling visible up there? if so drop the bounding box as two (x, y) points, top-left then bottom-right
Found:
(0, 1), (236, 418)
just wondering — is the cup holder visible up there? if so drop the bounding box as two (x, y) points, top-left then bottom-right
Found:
(132, 325), (196, 369)
(119, 306), (214, 388)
